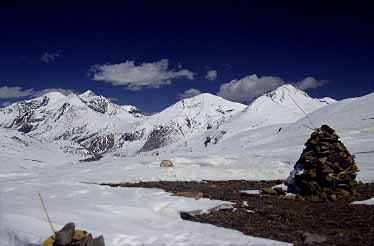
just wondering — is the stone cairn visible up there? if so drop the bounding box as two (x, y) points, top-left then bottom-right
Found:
(286, 124), (359, 200)
(42, 222), (105, 246)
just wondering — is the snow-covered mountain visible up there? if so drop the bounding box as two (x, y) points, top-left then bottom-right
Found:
(0, 90), (246, 156)
(222, 84), (336, 135)
(114, 93), (246, 155)
(140, 93), (245, 149)
(0, 85), (337, 157)
(221, 91), (374, 156)
(0, 91), (143, 156)
(160, 84), (336, 151)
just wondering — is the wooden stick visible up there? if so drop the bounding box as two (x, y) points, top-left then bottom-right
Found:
(38, 193), (56, 237)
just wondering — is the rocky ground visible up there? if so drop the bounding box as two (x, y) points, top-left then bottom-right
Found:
(101, 180), (374, 246)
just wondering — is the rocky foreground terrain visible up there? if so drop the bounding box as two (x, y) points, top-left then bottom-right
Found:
(108, 180), (374, 246)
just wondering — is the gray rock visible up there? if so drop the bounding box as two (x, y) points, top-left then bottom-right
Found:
(79, 233), (93, 246)
(302, 232), (327, 244)
(55, 222), (75, 245)
(87, 235), (105, 246)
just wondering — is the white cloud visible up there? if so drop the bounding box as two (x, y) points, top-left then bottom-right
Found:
(177, 88), (202, 100)
(217, 74), (284, 103)
(0, 86), (75, 99)
(206, 70), (218, 81)
(91, 59), (195, 91)
(296, 77), (327, 90)
(0, 86), (34, 99)
(33, 88), (75, 97)
(41, 51), (61, 63)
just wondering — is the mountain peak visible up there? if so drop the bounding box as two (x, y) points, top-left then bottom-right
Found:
(186, 93), (219, 101)
(266, 84), (308, 101)
(79, 90), (97, 98)
(182, 93), (245, 106)
(248, 83), (336, 118)
(277, 84), (299, 90)
(41, 91), (66, 99)
(264, 84), (336, 105)
(173, 93), (246, 114)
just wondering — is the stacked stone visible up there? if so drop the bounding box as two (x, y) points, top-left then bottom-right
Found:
(287, 125), (359, 200)
(42, 223), (105, 246)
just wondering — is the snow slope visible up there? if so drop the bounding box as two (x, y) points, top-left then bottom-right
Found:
(0, 128), (288, 246)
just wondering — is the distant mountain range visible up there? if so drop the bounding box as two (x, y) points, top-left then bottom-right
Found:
(0, 84), (337, 158)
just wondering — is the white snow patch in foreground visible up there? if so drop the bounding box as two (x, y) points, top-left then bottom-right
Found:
(351, 198), (374, 205)
(241, 190), (262, 195)
(272, 184), (288, 191)
(0, 182), (287, 246)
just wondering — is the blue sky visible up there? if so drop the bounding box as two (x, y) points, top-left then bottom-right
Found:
(0, 1), (373, 112)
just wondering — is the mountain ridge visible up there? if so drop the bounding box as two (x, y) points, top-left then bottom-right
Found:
(0, 85), (338, 157)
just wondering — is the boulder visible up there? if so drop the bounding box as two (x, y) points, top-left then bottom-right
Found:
(160, 159), (174, 167)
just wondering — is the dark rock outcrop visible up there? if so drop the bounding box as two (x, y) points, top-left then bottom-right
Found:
(204, 131), (226, 147)
(119, 129), (145, 145)
(140, 126), (174, 152)
(18, 123), (33, 133)
(83, 134), (115, 155)
(85, 97), (108, 114)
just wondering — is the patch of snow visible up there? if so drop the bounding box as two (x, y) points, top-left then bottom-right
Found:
(351, 198), (374, 205)
(272, 183), (288, 191)
(241, 190), (262, 195)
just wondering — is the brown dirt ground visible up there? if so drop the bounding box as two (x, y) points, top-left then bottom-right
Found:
(99, 180), (374, 246)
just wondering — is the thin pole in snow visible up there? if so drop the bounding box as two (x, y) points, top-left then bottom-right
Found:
(38, 193), (56, 238)
(287, 89), (316, 129)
